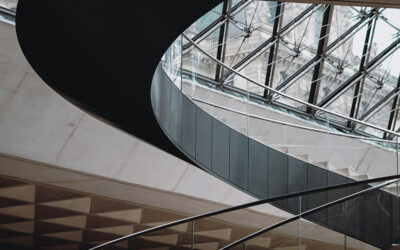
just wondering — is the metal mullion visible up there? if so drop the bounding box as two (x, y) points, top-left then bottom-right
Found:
(326, 11), (374, 52)
(182, 0), (249, 51)
(263, 2), (284, 98)
(276, 9), (374, 93)
(385, 76), (400, 139)
(318, 37), (400, 108)
(359, 89), (399, 121)
(215, 0), (230, 82)
(224, 4), (321, 80)
(306, 5), (333, 115)
(347, 13), (377, 128)
(224, 4), (318, 78)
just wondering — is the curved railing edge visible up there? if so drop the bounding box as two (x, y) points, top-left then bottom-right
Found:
(89, 174), (400, 250)
(191, 94), (398, 144)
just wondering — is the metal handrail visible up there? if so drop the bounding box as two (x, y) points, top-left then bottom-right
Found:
(182, 33), (400, 138)
(90, 174), (400, 249)
(221, 177), (400, 249)
(190, 91), (398, 144)
(0, 6), (16, 17)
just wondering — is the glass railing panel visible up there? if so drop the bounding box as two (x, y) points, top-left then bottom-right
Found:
(161, 36), (182, 90)
(95, 175), (400, 250)
(181, 35), (252, 179)
(244, 220), (300, 249)
(100, 196), (298, 249)
(182, 36), (218, 84)
(100, 221), (193, 250)
(183, 2), (223, 41)
(237, 179), (400, 250)
(300, 214), (346, 250)
(192, 200), (296, 249)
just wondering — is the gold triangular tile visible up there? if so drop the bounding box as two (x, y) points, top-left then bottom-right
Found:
(36, 186), (84, 203)
(244, 236), (271, 248)
(96, 208), (142, 223)
(92, 225), (134, 236)
(0, 204), (35, 219)
(140, 234), (178, 245)
(0, 185), (35, 202)
(196, 228), (232, 241)
(0, 221), (35, 234)
(144, 221), (188, 233)
(42, 197), (91, 214)
(42, 215), (87, 229)
(90, 197), (137, 213)
(43, 230), (83, 242)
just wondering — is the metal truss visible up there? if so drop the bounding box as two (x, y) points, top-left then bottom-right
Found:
(187, 1), (400, 139)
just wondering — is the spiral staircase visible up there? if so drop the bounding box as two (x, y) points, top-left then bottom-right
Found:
(9, 0), (400, 249)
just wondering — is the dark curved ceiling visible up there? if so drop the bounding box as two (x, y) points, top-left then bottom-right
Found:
(14, 0), (400, 159)
(15, 0), (223, 161)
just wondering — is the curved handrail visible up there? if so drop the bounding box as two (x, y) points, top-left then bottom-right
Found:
(221, 177), (400, 249)
(90, 174), (400, 249)
(182, 33), (400, 138)
(191, 95), (398, 144)
(0, 6), (15, 17)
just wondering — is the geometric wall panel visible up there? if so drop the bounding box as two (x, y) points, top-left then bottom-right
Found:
(0, 175), (360, 249)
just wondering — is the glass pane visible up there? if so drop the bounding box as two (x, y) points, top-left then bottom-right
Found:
(222, 1), (275, 68)
(245, 220), (300, 249)
(184, 3), (223, 40)
(161, 36), (182, 89)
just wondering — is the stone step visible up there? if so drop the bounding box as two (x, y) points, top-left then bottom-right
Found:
(312, 161), (330, 170)
(294, 154), (308, 161)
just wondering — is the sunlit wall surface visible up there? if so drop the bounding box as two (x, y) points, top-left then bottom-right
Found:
(181, 0), (400, 139)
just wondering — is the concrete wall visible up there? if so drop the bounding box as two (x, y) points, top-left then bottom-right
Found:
(0, 19), (294, 219)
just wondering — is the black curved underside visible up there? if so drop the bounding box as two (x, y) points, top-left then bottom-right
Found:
(15, 0), (221, 162)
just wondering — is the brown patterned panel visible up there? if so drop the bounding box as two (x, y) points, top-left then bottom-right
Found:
(0, 175), (358, 250)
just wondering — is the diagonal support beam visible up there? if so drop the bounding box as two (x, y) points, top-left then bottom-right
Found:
(306, 5), (333, 115)
(182, 0), (251, 51)
(223, 4), (319, 80)
(318, 37), (400, 108)
(359, 88), (400, 122)
(215, 0), (230, 81)
(276, 9), (375, 92)
(347, 12), (377, 128)
(384, 75), (400, 139)
(263, 2), (284, 98)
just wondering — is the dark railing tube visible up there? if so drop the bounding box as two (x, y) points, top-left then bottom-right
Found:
(385, 75), (400, 139)
(347, 14), (377, 128)
(221, 177), (400, 250)
(90, 174), (400, 250)
(263, 2), (284, 98)
(306, 5), (333, 115)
